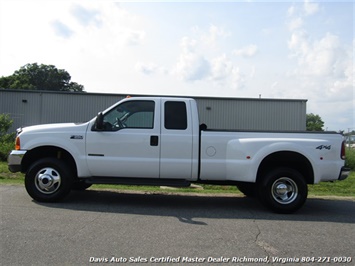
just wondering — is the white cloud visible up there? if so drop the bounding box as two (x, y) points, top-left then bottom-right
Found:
(283, 1), (353, 130)
(51, 20), (74, 38)
(287, 5), (296, 17)
(174, 51), (210, 82)
(289, 32), (345, 77)
(70, 4), (102, 27)
(202, 25), (231, 48)
(171, 33), (247, 91)
(233, 44), (258, 57)
(304, 0), (320, 16)
(288, 17), (304, 31)
(135, 62), (167, 75)
(180, 36), (198, 53)
(288, 31), (352, 103)
(208, 54), (245, 90)
(123, 30), (146, 46)
(210, 54), (234, 81)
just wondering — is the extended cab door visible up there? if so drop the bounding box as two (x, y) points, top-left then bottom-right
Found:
(86, 99), (160, 178)
(159, 99), (197, 180)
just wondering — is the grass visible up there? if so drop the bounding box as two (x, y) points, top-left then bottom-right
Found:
(1, 160), (354, 197)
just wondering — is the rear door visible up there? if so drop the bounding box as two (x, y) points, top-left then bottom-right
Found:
(159, 100), (194, 179)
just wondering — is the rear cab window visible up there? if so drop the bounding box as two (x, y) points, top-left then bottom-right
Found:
(164, 101), (187, 130)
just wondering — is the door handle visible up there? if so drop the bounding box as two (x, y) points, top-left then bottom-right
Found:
(150, 136), (159, 146)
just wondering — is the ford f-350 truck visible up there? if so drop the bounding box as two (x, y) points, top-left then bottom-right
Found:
(8, 97), (350, 213)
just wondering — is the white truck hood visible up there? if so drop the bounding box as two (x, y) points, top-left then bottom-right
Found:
(19, 122), (89, 134)
(17, 122), (91, 151)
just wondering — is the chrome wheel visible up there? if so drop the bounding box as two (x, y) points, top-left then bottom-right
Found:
(26, 158), (73, 202)
(34, 167), (61, 195)
(271, 177), (298, 205)
(257, 168), (307, 213)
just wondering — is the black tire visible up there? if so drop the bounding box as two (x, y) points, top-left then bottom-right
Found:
(72, 181), (92, 191)
(25, 158), (73, 202)
(257, 168), (308, 214)
(236, 182), (256, 197)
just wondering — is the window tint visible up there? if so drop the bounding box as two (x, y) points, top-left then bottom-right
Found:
(125, 111), (154, 128)
(164, 101), (187, 130)
(103, 100), (155, 131)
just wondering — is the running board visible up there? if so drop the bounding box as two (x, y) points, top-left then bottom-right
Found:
(85, 177), (191, 187)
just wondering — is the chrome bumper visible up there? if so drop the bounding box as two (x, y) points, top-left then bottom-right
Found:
(338, 167), (351, 181)
(7, 150), (27, 173)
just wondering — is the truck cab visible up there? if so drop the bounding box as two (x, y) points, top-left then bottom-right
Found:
(85, 97), (199, 180)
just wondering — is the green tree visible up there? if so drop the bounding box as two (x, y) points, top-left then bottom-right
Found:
(306, 113), (324, 131)
(0, 63), (84, 92)
(0, 114), (16, 161)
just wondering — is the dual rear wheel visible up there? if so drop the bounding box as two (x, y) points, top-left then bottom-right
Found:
(238, 168), (308, 214)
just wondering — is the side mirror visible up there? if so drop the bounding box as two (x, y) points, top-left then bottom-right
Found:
(94, 112), (104, 131)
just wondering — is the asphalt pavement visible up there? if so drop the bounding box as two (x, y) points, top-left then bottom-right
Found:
(1, 185), (354, 266)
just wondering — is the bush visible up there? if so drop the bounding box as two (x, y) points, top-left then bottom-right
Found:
(345, 149), (355, 170)
(0, 114), (15, 161)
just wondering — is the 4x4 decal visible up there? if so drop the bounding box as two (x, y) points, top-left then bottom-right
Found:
(316, 145), (331, 150)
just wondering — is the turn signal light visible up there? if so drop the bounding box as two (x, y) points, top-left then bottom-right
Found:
(15, 137), (20, 150)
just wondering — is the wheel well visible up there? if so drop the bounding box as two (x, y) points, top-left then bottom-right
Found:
(257, 151), (314, 184)
(22, 146), (77, 177)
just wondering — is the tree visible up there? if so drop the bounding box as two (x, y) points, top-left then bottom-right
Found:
(0, 63), (84, 92)
(306, 113), (324, 131)
(0, 114), (16, 161)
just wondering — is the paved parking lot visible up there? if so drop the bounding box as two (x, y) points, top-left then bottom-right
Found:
(1, 185), (354, 265)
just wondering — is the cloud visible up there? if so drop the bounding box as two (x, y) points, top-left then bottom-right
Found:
(288, 30), (352, 102)
(172, 36), (209, 81)
(51, 20), (74, 38)
(170, 26), (248, 90)
(282, 1), (353, 130)
(135, 62), (167, 75)
(233, 44), (258, 57)
(287, 5), (296, 17)
(289, 31), (345, 77)
(304, 0), (320, 16)
(202, 25), (231, 48)
(123, 30), (146, 46)
(70, 4), (102, 27)
(288, 17), (303, 31)
(180, 36), (198, 53)
(48, 3), (146, 48)
(210, 54), (234, 81)
(174, 51), (210, 81)
(209, 54), (245, 90)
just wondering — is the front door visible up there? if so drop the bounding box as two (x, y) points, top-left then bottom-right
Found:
(86, 99), (160, 178)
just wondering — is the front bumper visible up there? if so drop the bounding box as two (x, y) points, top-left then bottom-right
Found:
(7, 150), (27, 173)
(338, 167), (351, 181)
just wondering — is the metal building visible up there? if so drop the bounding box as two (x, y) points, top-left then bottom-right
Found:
(0, 89), (307, 132)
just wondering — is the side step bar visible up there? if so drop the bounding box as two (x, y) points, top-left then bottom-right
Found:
(85, 177), (191, 187)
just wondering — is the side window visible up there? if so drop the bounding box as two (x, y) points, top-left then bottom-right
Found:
(125, 111), (154, 128)
(164, 101), (187, 130)
(103, 100), (155, 131)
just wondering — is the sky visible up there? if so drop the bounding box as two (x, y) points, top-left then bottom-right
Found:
(0, 0), (354, 131)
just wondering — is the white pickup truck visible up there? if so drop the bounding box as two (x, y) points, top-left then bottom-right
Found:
(8, 97), (350, 213)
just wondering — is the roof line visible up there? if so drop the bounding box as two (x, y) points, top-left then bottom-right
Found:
(0, 89), (308, 102)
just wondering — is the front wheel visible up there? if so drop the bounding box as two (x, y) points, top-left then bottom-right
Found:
(257, 168), (308, 214)
(25, 158), (73, 202)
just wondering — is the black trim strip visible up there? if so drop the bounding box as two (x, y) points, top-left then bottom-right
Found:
(88, 154), (104, 157)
